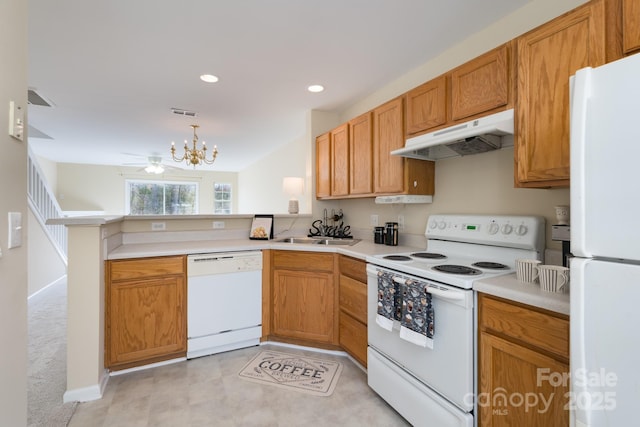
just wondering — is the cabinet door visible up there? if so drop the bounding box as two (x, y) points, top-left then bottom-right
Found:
(623, 0), (640, 54)
(349, 112), (373, 195)
(373, 97), (406, 194)
(451, 43), (511, 121)
(107, 275), (186, 367)
(330, 123), (349, 196)
(516, 0), (605, 187)
(479, 332), (569, 427)
(272, 269), (335, 344)
(405, 75), (447, 136)
(316, 132), (331, 198)
(339, 313), (367, 367)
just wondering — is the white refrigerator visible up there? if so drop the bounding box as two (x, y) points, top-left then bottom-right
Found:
(570, 53), (640, 427)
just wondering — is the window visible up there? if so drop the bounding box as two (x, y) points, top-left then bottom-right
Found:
(214, 182), (232, 214)
(126, 180), (198, 215)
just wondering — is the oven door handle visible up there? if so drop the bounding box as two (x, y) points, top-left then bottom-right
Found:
(392, 276), (465, 301)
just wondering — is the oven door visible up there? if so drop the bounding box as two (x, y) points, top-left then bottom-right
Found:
(367, 264), (474, 412)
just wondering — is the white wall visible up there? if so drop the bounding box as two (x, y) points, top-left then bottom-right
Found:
(27, 210), (67, 296)
(56, 163), (238, 215)
(0, 0), (28, 424)
(238, 113), (312, 215)
(34, 154), (58, 195)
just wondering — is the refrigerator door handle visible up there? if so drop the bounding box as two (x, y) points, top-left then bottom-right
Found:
(570, 257), (590, 426)
(570, 67), (592, 259)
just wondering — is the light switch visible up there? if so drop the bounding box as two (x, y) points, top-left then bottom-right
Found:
(9, 101), (24, 141)
(8, 212), (22, 249)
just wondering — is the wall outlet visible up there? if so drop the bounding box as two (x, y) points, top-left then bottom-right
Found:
(151, 222), (166, 231)
(213, 221), (225, 229)
(370, 214), (379, 226)
(398, 215), (405, 231)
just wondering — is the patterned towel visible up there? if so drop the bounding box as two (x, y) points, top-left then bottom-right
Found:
(399, 278), (434, 349)
(376, 270), (401, 331)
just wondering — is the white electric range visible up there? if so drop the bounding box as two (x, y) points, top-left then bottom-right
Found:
(365, 214), (545, 427)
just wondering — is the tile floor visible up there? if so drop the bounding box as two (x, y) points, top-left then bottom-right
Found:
(69, 344), (410, 426)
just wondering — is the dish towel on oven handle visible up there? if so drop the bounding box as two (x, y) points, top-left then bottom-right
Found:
(376, 270), (401, 331)
(399, 278), (434, 349)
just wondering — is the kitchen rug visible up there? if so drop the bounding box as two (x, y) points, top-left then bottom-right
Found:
(238, 350), (343, 397)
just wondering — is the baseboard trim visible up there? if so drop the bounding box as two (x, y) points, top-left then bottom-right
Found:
(28, 274), (67, 300)
(63, 369), (109, 403)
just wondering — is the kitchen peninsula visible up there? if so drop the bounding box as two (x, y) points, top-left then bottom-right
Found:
(51, 213), (569, 409)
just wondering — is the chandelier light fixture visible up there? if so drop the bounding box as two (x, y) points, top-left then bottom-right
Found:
(170, 124), (218, 167)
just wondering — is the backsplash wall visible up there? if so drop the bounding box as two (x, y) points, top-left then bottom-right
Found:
(314, 147), (569, 251)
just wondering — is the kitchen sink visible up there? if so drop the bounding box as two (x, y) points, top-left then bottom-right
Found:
(314, 238), (361, 246)
(275, 237), (320, 244)
(274, 237), (361, 246)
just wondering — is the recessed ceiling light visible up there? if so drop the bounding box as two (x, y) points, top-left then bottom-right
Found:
(200, 74), (219, 83)
(307, 84), (324, 93)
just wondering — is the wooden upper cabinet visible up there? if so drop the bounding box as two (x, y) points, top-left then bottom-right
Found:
(623, 0), (640, 54)
(315, 132), (331, 198)
(405, 75), (447, 136)
(330, 124), (349, 196)
(373, 97), (406, 194)
(349, 112), (373, 195)
(450, 42), (512, 122)
(515, 0), (606, 187)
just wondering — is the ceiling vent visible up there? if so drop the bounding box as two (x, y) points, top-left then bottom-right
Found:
(27, 88), (54, 107)
(28, 125), (53, 139)
(171, 107), (197, 117)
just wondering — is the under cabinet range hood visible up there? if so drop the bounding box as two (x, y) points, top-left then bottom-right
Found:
(375, 195), (433, 204)
(391, 108), (514, 161)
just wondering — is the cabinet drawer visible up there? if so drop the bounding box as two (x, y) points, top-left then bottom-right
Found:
(339, 255), (367, 283)
(479, 294), (569, 359)
(339, 275), (367, 324)
(109, 256), (185, 281)
(272, 251), (334, 272)
(339, 312), (367, 366)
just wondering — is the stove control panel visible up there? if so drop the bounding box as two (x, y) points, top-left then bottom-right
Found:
(426, 214), (545, 251)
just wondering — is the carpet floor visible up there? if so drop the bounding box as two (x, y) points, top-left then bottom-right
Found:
(28, 278), (77, 426)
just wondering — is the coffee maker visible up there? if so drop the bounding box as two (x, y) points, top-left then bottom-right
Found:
(552, 205), (571, 267)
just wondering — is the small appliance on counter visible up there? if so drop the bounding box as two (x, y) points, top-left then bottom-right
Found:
(551, 224), (571, 267)
(374, 226), (385, 244)
(384, 222), (398, 246)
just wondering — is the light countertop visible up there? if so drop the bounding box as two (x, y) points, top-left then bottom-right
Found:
(107, 238), (419, 261)
(108, 235), (570, 315)
(473, 273), (570, 315)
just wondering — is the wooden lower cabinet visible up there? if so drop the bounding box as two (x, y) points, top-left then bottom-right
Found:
(106, 256), (187, 370)
(478, 293), (570, 426)
(338, 256), (368, 366)
(271, 251), (339, 346)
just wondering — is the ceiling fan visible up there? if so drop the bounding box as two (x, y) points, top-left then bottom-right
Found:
(121, 154), (182, 174)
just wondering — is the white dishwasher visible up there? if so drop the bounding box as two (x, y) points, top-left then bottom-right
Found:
(187, 251), (262, 359)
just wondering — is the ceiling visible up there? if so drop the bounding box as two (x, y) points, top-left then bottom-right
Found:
(27, 0), (528, 172)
